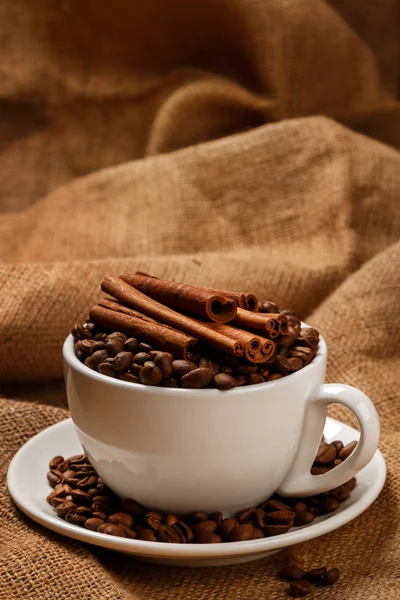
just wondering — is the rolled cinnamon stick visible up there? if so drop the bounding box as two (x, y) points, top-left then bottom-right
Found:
(101, 274), (244, 357)
(99, 298), (159, 324)
(233, 308), (288, 337)
(206, 288), (258, 312)
(120, 272), (237, 323)
(90, 304), (200, 361)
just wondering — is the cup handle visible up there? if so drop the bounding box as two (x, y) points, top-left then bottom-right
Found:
(277, 383), (380, 497)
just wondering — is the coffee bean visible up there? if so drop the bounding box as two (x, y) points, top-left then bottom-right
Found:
(247, 373), (265, 385)
(293, 502), (308, 512)
(145, 511), (163, 531)
(190, 511), (209, 523)
(309, 507), (320, 518)
(95, 333), (107, 341)
(214, 373), (238, 390)
(84, 518), (105, 531)
(253, 528), (264, 539)
(279, 333), (297, 348)
(119, 372), (140, 383)
(122, 498), (145, 518)
(263, 523), (292, 536)
(107, 332), (127, 343)
(277, 345), (289, 358)
(92, 511), (108, 521)
(172, 360), (198, 379)
(274, 355), (291, 375)
(139, 362), (163, 386)
(98, 362), (119, 378)
(219, 518), (239, 540)
(181, 368), (214, 389)
(71, 489), (92, 506)
(123, 337), (139, 353)
(279, 565), (305, 581)
(165, 514), (178, 527)
(266, 373), (283, 381)
(113, 351), (134, 372)
(92, 501), (113, 515)
(87, 488), (99, 498)
(290, 580), (313, 597)
(294, 511), (314, 526)
(323, 568), (340, 585)
(80, 339), (96, 354)
(220, 366), (234, 375)
(315, 443), (337, 465)
(130, 363), (143, 375)
(65, 506), (92, 525)
(345, 477), (357, 490)
(104, 339), (123, 357)
(333, 458), (343, 466)
(161, 378), (180, 387)
(331, 440), (344, 453)
(259, 301), (279, 313)
(97, 524), (108, 533)
(76, 475), (97, 491)
(197, 532), (222, 543)
(194, 520), (218, 534)
(311, 466), (330, 475)
(305, 566), (327, 584)
(48, 495), (67, 509)
(210, 511), (223, 524)
(85, 350), (109, 370)
(154, 352), (174, 378)
(138, 529), (158, 541)
(254, 508), (266, 528)
(237, 508), (256, 524)
(230, 524), (254, 542)
(49, 456), (64, 470)
(137, 342), (153, 353)
(198, 357), (220, 376)
(47, 470), (64, 487)
(173, 521), (194, 543)
(338, 441), (357, 460)
(288, 357), (303, 372)
(157, 524), (181, 543)
(74, 325), (94, 340)
(330, 485), (350, 502)
(237, 364), (258, 375)
(133, 352), (151, 365)
(265, 510), (294, 525)
(90, 340), (106, 354)
(298, 328), (319, 349)
(319, 498), (339, 514)
(235, 375), (247, 386)
(118, 524), (137, 539)
(102, 523), (127, 537)
(261, 498), (293, 513)
(108, 512), (134, 528)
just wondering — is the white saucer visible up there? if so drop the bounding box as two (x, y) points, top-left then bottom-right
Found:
(7, 417), (386, 567)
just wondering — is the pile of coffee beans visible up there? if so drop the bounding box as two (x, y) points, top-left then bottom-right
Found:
(72, 306), (320, 389)
(46, 438), (356, 543)
(279, 564), (340, 596)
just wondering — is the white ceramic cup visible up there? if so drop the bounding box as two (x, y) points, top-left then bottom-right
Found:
(63, 330), (380, 516)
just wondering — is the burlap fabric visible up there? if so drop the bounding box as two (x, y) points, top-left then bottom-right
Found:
(1, 1), (400, 598)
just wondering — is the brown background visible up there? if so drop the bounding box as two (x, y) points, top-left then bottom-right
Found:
(1, 0), (400, 598)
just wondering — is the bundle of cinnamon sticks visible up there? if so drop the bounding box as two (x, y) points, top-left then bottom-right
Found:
(89, 272), (291, 364)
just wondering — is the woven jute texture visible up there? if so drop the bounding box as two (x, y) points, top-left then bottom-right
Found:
(1, 0), (400, 598)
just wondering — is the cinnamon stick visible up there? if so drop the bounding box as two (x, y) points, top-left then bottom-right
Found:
(120, 272), (237, 323)
(99, 298), (159, 324)
(233, 308), (288, 337)
(90, 304), (200, 361)
(101, 274), (244, 357)
(207, 288), (259, 312)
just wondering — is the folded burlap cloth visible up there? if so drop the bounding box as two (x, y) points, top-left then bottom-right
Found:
(1, 1), (400, 598)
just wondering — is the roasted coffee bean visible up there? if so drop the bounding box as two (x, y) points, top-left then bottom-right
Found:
(288, 315), (301, 327)
(277, 344), (289, 358)
(93, 495), (113, 506)
(235, 375), (248, 386)
(87, 488), (99, 499)
(119, 372), (140, 383)
(98, 362), (119, 378)
(49, 456), (64, 470)
(279, 565), (305, 581)
(95, 332), (107, 341)
(139, 362), (163, 386)
(104, 357), (115, 364)
(214, 373), (238, 390)
(90, 340), (106, 354)
(197, 531), (222, 543)
(266, 373), (283, 381)
(108, 512), (134, 528)
(290, 580), (313, 597)
(85, 350), (109, 370)
(338, 441), (357, 460)
(102, 523), (127, 537)
(254, 528), (264, 539)
(274, 355), (291, 375)
(106, 332), (126, 343)
(97, 524), (108, 534)
(230, 524), (254, 542)
(84, 518), (105, 531)
(259, 301), (279, 313)
(145, 511), (163, 531)
(331, 440), (344, 453)
(66, 505), (92, 521)
(113, 351), (134, 372)
(309, 507), (320, 518)
(279, 332), (297, 347)
(288, 357), (303, 372)
(80, 339), (97, 354)
(92, 511), (108, 521)
(210, 511), (223, 524)
(181, 367), (214, 389)
(173, 521), (194, 543)
(77, 476), (97, 491)
(319, 498), (339, 514)
(133, 352), (152, 365)
(254, 508), (266, 528)
(47, 495), (66, 509)
(71, 489), (92, 506)
(298, 328), (319, 349)
(305, 566), (327, 584)
(138, 529), (158, 541)
(294, 511), (314, 526)
(261, 498), (293, 513)
(264, 524), (292, 536)
(104, 339), (124, 357)
(311, 466), (330, 475)
(161, 378), (180, 387)
(92, 501), (113, 515)
(323, 568), (340, 585)
(56, 460), (72, 473)
(247, 373), (265, 385)
(198, 357), (220, 376)
(281, 309), (297, 317)
(137, 342), (153, 353)
(293, 502), (308, 512)
(130, 363), (143, 375)
(330, 484), (350, 502)
(65, 477), (80, 488)
(47, 470), (64, 487)
(237, 508), (256, 524)
(172, 359), (198, 379)
(333, 458), (343, 466)
(315, 443), (337, 465)
(75, 348), (86, 361)
(288, 346), (315, 366)
(122, 498), (145, 518)
(154, 352), (174, 378)
(345, 477), (357, 490)
(265, 510), (294, 525)
(237, 364), (258, 375)
(191, 511), (209, 523)
(219, 518), (239, 540)
(157, 524), (181, 543)
(194, 520), (218, 534)
(74, 325), (94, 340)
(123, 337), (139, 353)
(165, 514), (178, 527)
(118, 524), (137, 539)
(219, 365), (234, 375)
